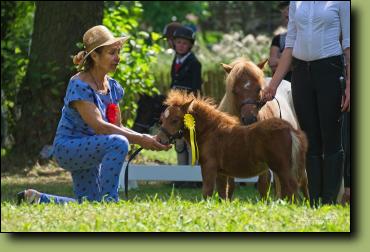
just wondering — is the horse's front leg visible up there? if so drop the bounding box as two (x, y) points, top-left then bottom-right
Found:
(227, 176), (235, 200)
(216, 174), (235, 200)
(200, 162), (218, 199)
(257, 171), (271, 199)
(273, 172), (282, 198)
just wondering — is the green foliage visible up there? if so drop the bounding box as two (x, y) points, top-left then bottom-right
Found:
(1, 1), (35, 146)
(133, 147), (177, 165)
(140, 1), (210, 32)
(103, 1), (163, 126)
(202, 31), (223, 45)
(205, 1), (281, 35)
(198, 31), (272, 71)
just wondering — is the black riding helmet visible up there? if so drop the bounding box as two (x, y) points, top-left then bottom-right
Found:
(173, 26), (196, 44)
(162, 22), (183, 39)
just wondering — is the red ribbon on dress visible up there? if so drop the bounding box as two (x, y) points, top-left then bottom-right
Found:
(106, 103), (119, 124)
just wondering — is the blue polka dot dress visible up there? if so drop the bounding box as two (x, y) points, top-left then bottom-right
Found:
(41, 77), (129, 204)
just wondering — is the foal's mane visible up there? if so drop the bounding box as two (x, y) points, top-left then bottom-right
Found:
(218, 57), (265, 116)
(165, 90), (239, 128)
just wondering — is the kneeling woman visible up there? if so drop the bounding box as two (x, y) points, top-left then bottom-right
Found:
(17, 25), (171, 204)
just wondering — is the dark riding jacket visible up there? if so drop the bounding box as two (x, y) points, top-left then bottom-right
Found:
(170, 52), (202, 94)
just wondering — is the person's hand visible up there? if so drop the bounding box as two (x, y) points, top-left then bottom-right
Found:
(341, 79), (350, 112)
(140, 134), (171, 151)
(261, 84), (278, 102)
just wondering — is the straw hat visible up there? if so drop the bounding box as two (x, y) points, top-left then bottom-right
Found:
(73, 25), (129, 69)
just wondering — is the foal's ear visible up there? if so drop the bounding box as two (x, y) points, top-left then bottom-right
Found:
(181, 99), (194, 113)
(221, 63), (233, 74)
(257, 59), (269, 70)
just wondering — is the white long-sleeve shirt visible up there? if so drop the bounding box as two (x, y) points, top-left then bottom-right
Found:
(285, 1), (350, 61)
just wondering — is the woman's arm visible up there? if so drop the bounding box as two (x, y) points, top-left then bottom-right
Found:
(116, 106), (138, 134)
(262, 47), (293, 101)
(262, 2), (295, 102)
(342, 47), (350, 112)
(340, 1), (350, 112)
(268, 45), (281, 73)
(72, 101), (171, 151)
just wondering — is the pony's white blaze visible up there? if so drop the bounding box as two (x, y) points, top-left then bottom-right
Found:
(243, 81), (251, 89)
(164, 109), (170, 119)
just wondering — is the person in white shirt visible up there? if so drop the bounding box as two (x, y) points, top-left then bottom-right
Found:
(262, 1), (350, 205)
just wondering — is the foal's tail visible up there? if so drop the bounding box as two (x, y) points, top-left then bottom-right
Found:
(291, 129), (308, 191)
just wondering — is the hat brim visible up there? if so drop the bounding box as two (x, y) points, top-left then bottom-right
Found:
(78, 36), (129, 69)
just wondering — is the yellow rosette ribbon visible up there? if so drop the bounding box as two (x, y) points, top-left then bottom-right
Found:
(184, 113), (199, 166)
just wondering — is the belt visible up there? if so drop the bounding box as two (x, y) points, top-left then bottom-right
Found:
(293, 55), (343, 66)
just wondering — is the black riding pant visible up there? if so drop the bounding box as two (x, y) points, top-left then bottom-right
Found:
(291, 55), (345, 157)
(342, 112), (350, 188)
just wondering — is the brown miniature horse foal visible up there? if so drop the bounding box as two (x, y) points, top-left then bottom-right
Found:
(218, 58), (302, 199)
(158, 90), (308, 201)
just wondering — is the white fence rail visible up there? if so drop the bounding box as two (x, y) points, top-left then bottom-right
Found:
(119, 163), (259, 190)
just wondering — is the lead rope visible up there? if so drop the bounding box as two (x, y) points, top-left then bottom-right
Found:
(124, 147), (143, 200)
(273, 97), (282, 119)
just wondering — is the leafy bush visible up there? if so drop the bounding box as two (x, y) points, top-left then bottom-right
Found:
(140, 1), (210, 33)
(1, 2), (35, 147)
(103, 1), (163, 126)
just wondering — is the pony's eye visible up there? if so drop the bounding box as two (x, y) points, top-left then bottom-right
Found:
(171, 119), (179, 124)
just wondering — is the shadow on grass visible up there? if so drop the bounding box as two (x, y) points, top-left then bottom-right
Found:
(2, 172), (261, 204)
(126, 182), (261, 203)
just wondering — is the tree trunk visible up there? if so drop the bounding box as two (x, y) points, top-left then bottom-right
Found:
(12, 1), (103, 167)
(1, 1), (17, 148)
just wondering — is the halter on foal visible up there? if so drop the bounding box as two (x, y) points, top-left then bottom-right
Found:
(159, 90), (309, 201)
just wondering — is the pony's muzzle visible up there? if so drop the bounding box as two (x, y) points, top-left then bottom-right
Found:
(241, 115), (257, 125)
(157, 133), (170, 145)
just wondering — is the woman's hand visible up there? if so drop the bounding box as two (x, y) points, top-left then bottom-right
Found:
(342, 48), (350, 112)
(261, 84), (278, 102)
(341, 79), (350, 112)
(139, 134), (171, 151)
(262, 47), (293, 102)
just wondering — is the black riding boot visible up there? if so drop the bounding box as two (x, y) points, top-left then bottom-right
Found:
(322, 150), (344, 204)
(306, 155), (323, 206)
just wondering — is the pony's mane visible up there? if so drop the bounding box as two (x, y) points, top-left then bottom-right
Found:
(165, 90), (239, 127)
(218, 58), (265, 116)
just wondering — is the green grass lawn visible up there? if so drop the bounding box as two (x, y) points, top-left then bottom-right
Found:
(1, 147), (350, 232)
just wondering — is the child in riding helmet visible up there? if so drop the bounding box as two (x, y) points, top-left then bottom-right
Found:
(162, 22), (183, 49)
(170, 26), (202, 95)
(169, 26), (202, 188)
